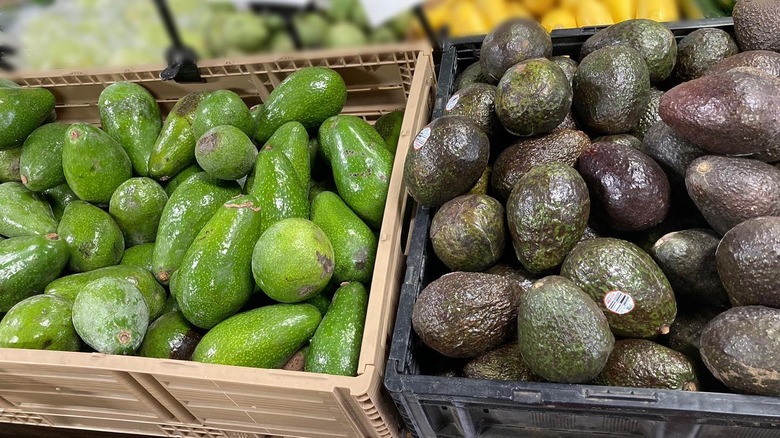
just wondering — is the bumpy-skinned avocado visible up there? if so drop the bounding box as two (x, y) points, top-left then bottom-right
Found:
(0, 182), (57, 237)
(669, 307), (723, 359)
(641, 121), (707, 188)
(443, 83), (499, 135)
(518, 276), (614, 384)
(561, 238), (677, 338)
(496, 58), (572, 137)
(58, 201), (124, 272)
(651, 229), (729, 308)
(574, 46), (651, 135)
(480, 18), (552, 83)
(700, 306), (780, 396)
(485, 263), (538, 293)
(579, 142), (670, 232)
(412, 272), (519, 358)
(19, 123), (69, 191)
(0, 234), (69, 312)
(491, 129), (590, 200)
(551, 56), (578, 85)
(430, 194), (505, 272)
(0, 294), (81, 351)
(455, 62), (488, 90)
(109, 178), (168, 247)
(552, 111), (578, 133)
(0, 147), (21, 183)
(580, 19), (677, 83)
(0, 87), (55, 149)
(138, 311), (202, 360)
(660, 68), (780, 155)
(733, 0), (780, 52)
(467, 165), (491, 195)
(631, 88), (663, 140)
(404, 116), (490, 207)
(595, 339), (699, 391)
(675, 28), (739, 81)
(593, 134), (642, 150)
(507, 163), (590, 273)
(707, 50), (780, 77)
(195, 125), (257, 180)
(463, 342), (542, 381)
(716, 217), (780, 308)
(686, 156), (780, 235)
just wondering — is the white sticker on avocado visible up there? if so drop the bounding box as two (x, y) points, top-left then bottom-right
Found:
(413, 127), (431, 150)
(445, 94), (460, 111)
(604, 291), (635, 315)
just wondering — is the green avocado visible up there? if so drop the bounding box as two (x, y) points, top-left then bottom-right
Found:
(0, 87), (55, 149)
(454, 62), (489, 90)
(0, 146), (21, 183)
(594, 339), (699, 390)
(0, 294), (81, 351)
(19, 123), (69, 191)
(261, 121), (310, 188)
(148, 91), (208, 181)
(674, 28), (739, 81)
(191, 90), (254, 140)
(109, 178), (168, 247)
(373, 111), (404, 155)
(463, 342), (542, 382)
(0, 182), (57, 237)
(58, 201), (124, 273)
(163, 163), (202, 197)
(138, 311), (202, 360)
(195, 125), (257, 181)
(246, 149), (309, 234)
(120, 243), (155, 274)
(480, 18), (552, 83)
(0, 234), (69, 312)
(443, 84), (499, 136)
(631, 88), (663, 140)
(43, 183), (78, 221)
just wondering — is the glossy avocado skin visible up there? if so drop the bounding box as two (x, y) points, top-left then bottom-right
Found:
(507, 163), (590, 274)
(674, 28), (739, 81)
(580, 19), (677, 83)
(0, 234), (69, 312)
(443, 83), (499, 136)
(0, 146), (21, 183)
(492, 129), (590, 201)
(561, 238), (677, 339)
(373, 110), (404, 155)
(195, 125), (256, 181)
(716, 217), (780, 308)
(412, 272), (519, 358)
(651, 229), (729, 308)
(707, 50), (780, 77)
(495, 58), (572, 137)
(109, 177), (168, 247)
(19, 123), (69, 191)
(0, 87), (55, 149)
(43, 184), (78, 221)
(262, 121), (310, 187)
(190, 90), (254, 140)
(58, 201), (125, 273)
(163, 164), (202, 197)
(0, 182), (58, 238)
(574, 46), (651, 135)
(593, 134), (642, 150)
(518, 276), (614, 384)
(463, 342), (542, 382)
(247, 149), (309, 234)
(579, 142), (670, 232)
(0, 294), (81, 351)
(455, 62), (489, 90)
(594, 339), (699, 391)
(551, 56), (578, 85)
(685, 156), (780, 235)
(148, 91), (208, 181)
(669, 307), (723, 359)
(631, 88), (663, 141)
(700, 306), (780, 396)
(733, 0), (780, 52)
(641, 121), (707, 186)
(660, 68), (780, 156)
(138, 311), (202, 360)
(480, 18), (552, 83)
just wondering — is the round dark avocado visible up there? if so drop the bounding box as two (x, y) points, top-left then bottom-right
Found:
(675, 28), (739, 81)
(594, 339), (699, 391)
(480, 18), (552, 83)
(443, 83), (499, 135)
(551, 56), (578, 86)
(455, 61), (489, 90)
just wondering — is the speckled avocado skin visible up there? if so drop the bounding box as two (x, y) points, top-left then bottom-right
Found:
(19, 123), (69, 191)
(495, 58), (572, 137)
(463, 342), (542, 381)
(701, 306), (780, 396)
(508, 163), (590, 274)
(191, 90), (254, 140)
(195, 125), (257, 181)
(443, 83), (499, 136)
(98, 82), (162, 177)
(120, 243), (155, 274)
(479, 18), (552, 83)
(192, 303), (321, 368)
(149, 91), (208, 181)
(138, 311), (202, 360)
(262, 121), (310, 187)
(0, 146), (21, 183)
(561, 238), (677, 338)
(246, 149), (309, 234)
(574, 46), (650, 135)
(0, 234), (69, 312)
(58, 201), (125, 273)
(109, 177), (168, 247)
(0, 87), (55, 149)
(0, 182), (57, 238)
(518, 275), (614, 384)
(641, 121), (707, 185)
(594, 339), (699, 390)
(675, 28), (739, 81)
(43, 184), (77, 221)
(0, 294), (81, 351)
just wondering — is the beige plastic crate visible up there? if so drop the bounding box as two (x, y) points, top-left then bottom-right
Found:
(0, 43), (436, 438)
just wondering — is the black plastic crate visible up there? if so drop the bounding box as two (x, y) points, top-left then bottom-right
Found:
(385, 17), (780, 438)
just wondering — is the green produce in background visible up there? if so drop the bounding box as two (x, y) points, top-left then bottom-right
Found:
(254, 67), (347, 143)
(0, 182), (57, 238)
(120, 243), (155, 274)
(595, 339), (699, 390)
(138, 311), (202, 360)
(311, 191), (377, 284)
(0, 295), (81, 351)
(262, 121), (311, 188)
(149, 91), (209, 181)
(19, 123), (69, 191)
(222, 13), (269, 54)
(306, 282), (368, 376)
(324, 22), (368, 48)
(191, 90), (254, 139)
(247, 149), (309, 234)
(319, 115), (393, 229)
(0, 87), (55, 149)
(195, 125), (257, 181)
(109, 178), (168, 247)
(43, 183), (78, 221)
(45, 265), (166, 321)
(171, 195), (264, 329)
(57, 201), (125, 273)
(268, 33), (295, 53)
(293, 12), (329, 48)
(98, 82), (162, 177)
(252, 218), (335, 303)
(164, 163), (202, 197)
(192, 303), (321, 368)
(373, 111), (404, 155)
(72, 277), (149, 355)
(371, 25), (397, 44)
(0, 233), (69, 312)
(0, 146), (21, 183)
(62, 123), (132, 204)
(152, 172), (241, 284)
(518, 276), (615, 383)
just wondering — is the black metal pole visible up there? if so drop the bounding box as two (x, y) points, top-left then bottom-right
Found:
(152, 0), (184, 48)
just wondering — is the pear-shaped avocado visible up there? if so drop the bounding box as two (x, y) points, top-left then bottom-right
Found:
(0, 87), (55, 149)
(0, 294), (81, 351)
(149, 91), (208, 181)
(0, 233), (69, 312)
(246, 149), (309, 234)
(262, 121), (311, 187)
(0, 182), (57, 237)
(19, 123), (69, 191)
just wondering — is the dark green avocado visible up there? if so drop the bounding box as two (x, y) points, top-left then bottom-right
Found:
(594, 339), (699, 391)
(675, 28), (739, 81)
(479, 18), (552, 83)
(443, 83), (499, 135)
(668, 307), (723, 359)
(641, 121), (707, 185)
(463, 342), (542, 382)
(454, 62), (489, 90)
(593, 134), (641, 150)
(551, 56), (578, 85)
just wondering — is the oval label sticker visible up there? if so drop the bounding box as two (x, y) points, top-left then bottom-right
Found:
(413, 127), (431, 150)
(603, 291), (635, 315)
(445, 94), (460, 111)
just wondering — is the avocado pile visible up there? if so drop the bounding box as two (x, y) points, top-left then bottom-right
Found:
(404, 16), (780, 396)
(0, 67), (404, 377)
